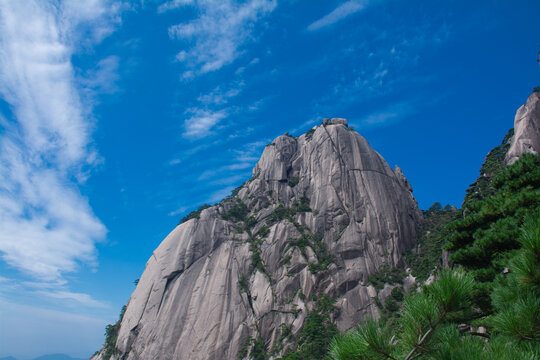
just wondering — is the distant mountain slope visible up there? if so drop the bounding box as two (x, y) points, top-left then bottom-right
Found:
(33, 354), (86, 360)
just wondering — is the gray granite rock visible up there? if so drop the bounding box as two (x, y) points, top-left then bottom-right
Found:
(506, 92), (540, 165)
(95, 120), (423, 360)
(323, 118), (348, 127)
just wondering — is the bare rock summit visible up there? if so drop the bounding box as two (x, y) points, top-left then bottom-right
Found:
(92, 120), (423, 360)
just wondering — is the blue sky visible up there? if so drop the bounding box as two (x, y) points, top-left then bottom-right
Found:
(0, 0), (538, 358)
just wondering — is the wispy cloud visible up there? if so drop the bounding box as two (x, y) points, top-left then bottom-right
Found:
(166, 138), (268, 217)
(289, 117), (319, 135)
(83, 55), (121, 95)
(166, 0), (276, 75)
(307, 0), (369, 31)
(235, 56), (260, 75)
(36, 290), (110, 309)
(207, 185), (235, 203)
(197, 83), (243, 106)
(208, 174), (247, 186)
(307, 19), (450, 119)
(352, 101), (416, 129)
(183, 108), (228, 138)
(200, 139), (267, 201)
(0, 1), (122, 282)
(158, 0), (194, 13)
(182, 79), (249, 138)
(198, 162), (253, 180)
(0, 275), (109, 322)
(168, 206), (189, 217)
(62, 0), (125, 44)
(167, 141), (216, 166)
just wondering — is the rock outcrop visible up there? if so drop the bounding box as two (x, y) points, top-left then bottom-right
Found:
(93, 119), (423, 360)
(506, 91), (540, 165)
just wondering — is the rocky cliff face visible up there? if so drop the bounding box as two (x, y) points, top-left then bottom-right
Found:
(506, 92), (540, 165)
(93, 118), (423, 360)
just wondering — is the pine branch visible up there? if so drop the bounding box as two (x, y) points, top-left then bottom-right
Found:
(370, 344), (398, 360)
(404, 309), (448, 360)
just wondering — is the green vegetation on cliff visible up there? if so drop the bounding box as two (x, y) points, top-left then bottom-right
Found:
(368, 263), (407, 291)
(462, 129), (513, 208)
(329, 259), (539, 359)
(279, 295), (338, 360)
(446, 153), (540, 313)
(179, 204), (212, 224)
(407, 203), (460, 281)
(100, 305), (126, 360)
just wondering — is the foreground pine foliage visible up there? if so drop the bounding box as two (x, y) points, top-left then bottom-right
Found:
(446, 153), (540, 313)
(328, 212), (540, 359)
(489, 211), (540, 343)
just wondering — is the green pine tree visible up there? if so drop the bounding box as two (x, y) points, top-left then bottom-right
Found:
(446, 153), (540, 313)
(328, 267), (539, 359)
(489, 210), (540, 343)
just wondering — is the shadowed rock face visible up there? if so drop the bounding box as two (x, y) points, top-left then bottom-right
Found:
(506, 92), (540, 165)
(94, 120), (423, 360)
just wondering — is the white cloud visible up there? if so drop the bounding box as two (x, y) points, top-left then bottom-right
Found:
(37, 290), (110, 309)
(307, 0), (369, 31)
(197, 83), (243, 105)
(62, 0), (125, 44)
(208, 174), (246, 186)
(235, 56), (260, 75)
(167, 0), (276, 75)
(232, 151), (260, 163)
(168, 206), (189, 216)
(309, 20), (449, 116)
(0, 1), (121, 282)
(83, 55), (121, 94)
(362, 110), (399, 126)
(183, 108), (227, 138)
(195, 139), (267, 189)
(158, 0), (194, 13)
(165, 139), (267, 217)
(0, 275), (108, 311)
(198, 162), (253, 180)
(183, 80), (248, 138)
